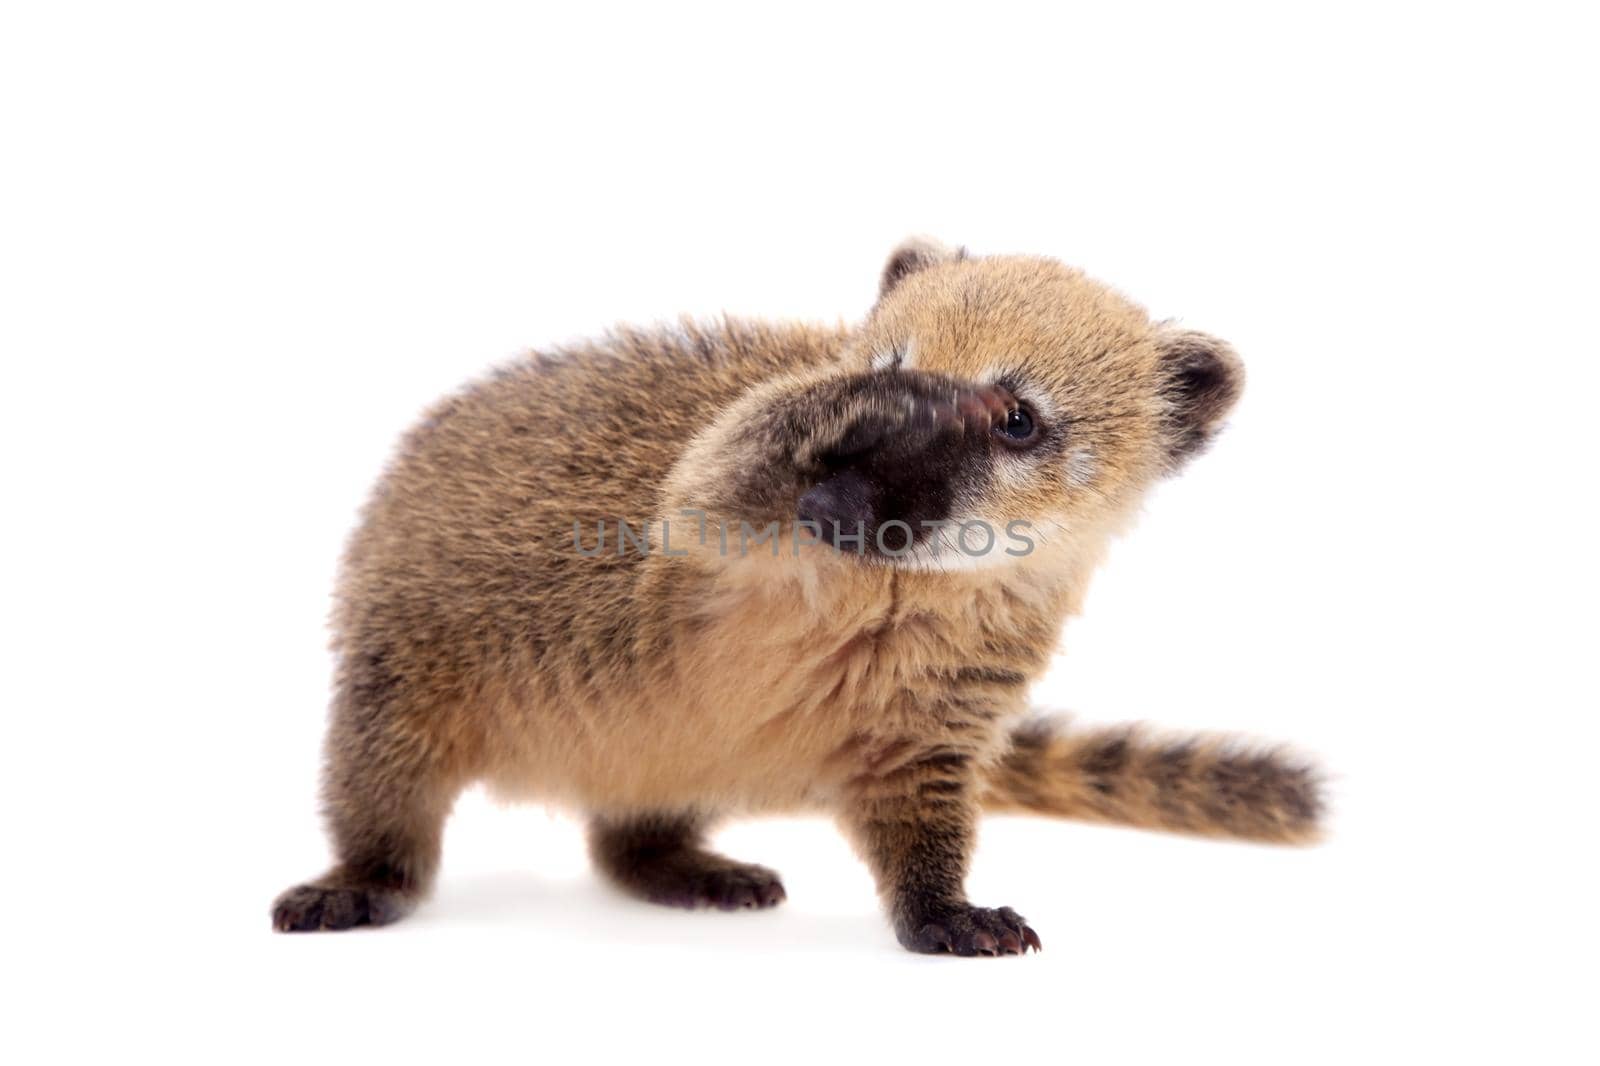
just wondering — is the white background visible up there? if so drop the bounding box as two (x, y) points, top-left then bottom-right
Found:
(3, 2), (1596, 1063)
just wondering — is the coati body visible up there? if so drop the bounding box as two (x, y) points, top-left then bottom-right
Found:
(272, 239), (1322, 955)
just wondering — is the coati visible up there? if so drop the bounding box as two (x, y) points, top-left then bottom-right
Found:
(272, 238), (1322, 955)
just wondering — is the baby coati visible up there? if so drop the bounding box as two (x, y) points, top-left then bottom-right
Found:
(272, 238), (1322, 956)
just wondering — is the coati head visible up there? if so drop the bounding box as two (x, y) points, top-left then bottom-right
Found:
(798, 237), (1244, 568)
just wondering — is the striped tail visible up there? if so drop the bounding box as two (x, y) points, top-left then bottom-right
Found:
(982, 718), (1324, 844)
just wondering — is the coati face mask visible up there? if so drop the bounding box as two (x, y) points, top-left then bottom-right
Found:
(803, 238), (1243, 569)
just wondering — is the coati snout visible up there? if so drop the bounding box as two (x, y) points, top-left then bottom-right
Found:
(796, 371), (1024, 555)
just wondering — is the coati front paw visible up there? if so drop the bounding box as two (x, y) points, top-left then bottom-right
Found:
(271, 881), (415, 932)
(898, 903), (1042, 957)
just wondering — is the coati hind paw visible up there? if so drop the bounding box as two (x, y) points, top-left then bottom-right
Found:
(588, 816), (787, 911)
(642, 859), (788, 911)
(271, 881), (415, 932)
(900, 904), (1041, 957)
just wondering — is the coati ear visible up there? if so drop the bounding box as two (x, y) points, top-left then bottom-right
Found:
(1156, 327), (1244, 468)
(879, 236), (965, 299)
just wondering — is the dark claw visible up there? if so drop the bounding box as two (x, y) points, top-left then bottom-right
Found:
(716, 884), (755, 910)
(900, 903), (1041, 957)
(994, 906), (1042, 952)
(902, 902), (1036, 953)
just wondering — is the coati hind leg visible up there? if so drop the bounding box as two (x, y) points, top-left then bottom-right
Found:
(588, 813), (786, 910)
(272, 656), (464, 932)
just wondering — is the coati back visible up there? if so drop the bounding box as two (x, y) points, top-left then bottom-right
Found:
(272, 238), (1322, 954)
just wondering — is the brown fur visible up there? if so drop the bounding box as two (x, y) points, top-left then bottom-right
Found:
(984, 720), (1323, 844)
(271, 238), (1323, 955)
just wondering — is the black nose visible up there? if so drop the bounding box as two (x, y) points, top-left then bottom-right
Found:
(797, 468), (878, 548)
(794, 371), (1012, 557)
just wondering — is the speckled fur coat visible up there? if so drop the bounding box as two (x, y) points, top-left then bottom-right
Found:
(273, 239), (1321, 955)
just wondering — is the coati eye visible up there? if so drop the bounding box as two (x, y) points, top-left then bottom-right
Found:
(996, 405), (1038, 446)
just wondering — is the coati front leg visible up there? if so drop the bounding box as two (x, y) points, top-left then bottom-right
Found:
(843, 748), (1042, 956)
(588, 813), (786, 910)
